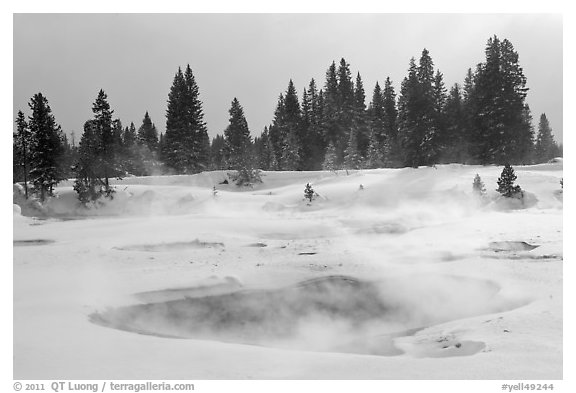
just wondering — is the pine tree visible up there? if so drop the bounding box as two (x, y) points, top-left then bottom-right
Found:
(534, 113), (557, 163)
(223, 98), (252, 169)
(163, 65), (210, 173)
(365, 130), (384, 169)
(353, 72), (370, 156)
(417, 49), (441, 165)
(382, 77), (398, 141)
(433, 70), (448, 161)
(137, 111), (159, 151)
(321, 61), (341, 155)
(368, 82), (386, 143)
(322, 141), (338, 172)
(27, 93), (67, 201)
(281, 131), (301, 171)
(14, 110), (31, 198)
(304, 183), (315, 203)
(444, 84), (469, 163)
(472, 174), (486, 197)
(496, 164), (522, 198)
(343, 128), (362, 170)
(91, 89), (119, 189)
(74, 120), (105, 203)
(223, 98), (261, 186)
(210, 134), (226, 170)
(469, 36), (532, 164)
(397, 57), (422, 168)
(300, 79), (324, 170)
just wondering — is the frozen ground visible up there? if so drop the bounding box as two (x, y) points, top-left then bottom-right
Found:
(13, 163), (563, 379)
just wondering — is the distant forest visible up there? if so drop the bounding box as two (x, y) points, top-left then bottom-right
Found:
(14, 35), (562, 201)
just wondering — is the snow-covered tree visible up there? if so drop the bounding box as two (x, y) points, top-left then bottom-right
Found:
(322, 141), (338, 172)
(343, 128), (362, 170)
(472, 173), (486, 197)
(365, 131), (384, 169)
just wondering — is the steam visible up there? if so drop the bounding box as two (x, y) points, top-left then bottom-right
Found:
(90, 274), (528, 356)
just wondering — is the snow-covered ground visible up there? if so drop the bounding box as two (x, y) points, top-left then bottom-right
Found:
(13, 163), (563, 379)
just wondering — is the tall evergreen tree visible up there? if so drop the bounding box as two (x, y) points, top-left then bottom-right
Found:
(163, 65), (210, 173)
(469, 36), (532, 164)
(534, 113), (557, 163)
(91, 89), (119, 188)
(353, 72), (370, 157)
(382, 77), (398, 141)
(432, 70), (448, 161)
(397, 57), (422, 168)
(210, 134), (226, 170)
(271, 80), (303, 170)
(137, 111), (159, 151)
(74, 120), (105, 202)
(322, 61), (342, 155)
(365, 130), (384, 169)
(223, 98), (252, 169)
(300, 78), (325, 170)
(27, 93), (67, 200)
(368, 82), (386, 143)
(14, 110), (31, 198)
(322, 141), (338, 172)
(343, 128), (362, 170)
(443, 84), (469, 163)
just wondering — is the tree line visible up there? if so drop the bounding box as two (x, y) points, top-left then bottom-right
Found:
(13, 35), (562, 201)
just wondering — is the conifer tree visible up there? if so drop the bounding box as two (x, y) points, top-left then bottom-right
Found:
(472, 174), (486, 197)
(382, 77), (398, 142)
(343, 128), (362, 170)
(534, 113), (557, 163)
(281, 131), (302, 171)
(365, 133), (380, 169)
(137, 111), (159, 151)
(223, 98), (260, 186)
(444, 84), (468, 163)
(304, 183), (315, 203)
(300, 79), (324, 170)
(14, 110), (31, 198)
(223, 98), (252, 169)
(368, 82), (386, 143)
(27, 93), (67, 200)
(91, 89), (119, 189)
(469, 36), (532, 164)
(496, 164), (522, 198)
(322, 61), (342, 157)
(268, 94), (285, 169)
(163, 65), (210, 173)
(210, 134), (226, 170)
(74, 120), (105, 202)
(353, 72), (370, 157)
(397, 57), (422, 168)
(322, 141), (338, 172)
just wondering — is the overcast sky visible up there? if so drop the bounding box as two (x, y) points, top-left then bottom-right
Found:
(13, 13), (563, 143)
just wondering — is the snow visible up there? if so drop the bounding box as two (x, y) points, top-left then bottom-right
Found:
(13, 163), (563, 379)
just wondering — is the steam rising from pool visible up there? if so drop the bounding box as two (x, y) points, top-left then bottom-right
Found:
(90, 275), (527, 356)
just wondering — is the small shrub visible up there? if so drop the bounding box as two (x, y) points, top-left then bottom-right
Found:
(304, 183), (315, 203)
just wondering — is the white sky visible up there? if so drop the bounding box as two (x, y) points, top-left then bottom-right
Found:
(13, 13), (562, 143)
